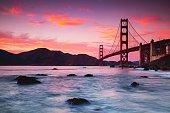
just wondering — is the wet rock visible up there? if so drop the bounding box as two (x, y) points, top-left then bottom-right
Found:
(15, 76), (38, 80)
(94, 108), (102, 111)
(36, 74), (48, 76)
(143, 67), (149, 71)
(140, 76), (148, 78)
(131, 82), (139, 87)
(67, 74), (77, 77)
(52, 68), (58, 70)
(15, 76), (41, 85)
(66, 98), (90, 105)
(161, 67), (169, 71)
(84, 74), (93, 77)
(154, 68), (158, 71)
(128, 65), (134, 68)
(110, 65), (115, 68)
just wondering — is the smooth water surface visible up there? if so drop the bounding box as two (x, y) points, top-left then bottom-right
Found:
(0, 66), (170, 113)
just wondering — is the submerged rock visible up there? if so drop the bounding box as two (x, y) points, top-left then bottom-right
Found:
(131, 82), (139, 87)
(52, 68), (58, 70)
(35, 74), (48, 76)
(128, 65), (134, 68)
(110, 65), (115, 68)
(143, 67), (149, 71)
(154, 68), (158, 71)
(94, 108), (102, 111)
(15, 76), (38, 80)
(140, 76), (148, 78)
(84, 74), (93, 77)
(66, 98), (90, 105)
(15, 76), (41, 85)
(67, 74), (77, 77)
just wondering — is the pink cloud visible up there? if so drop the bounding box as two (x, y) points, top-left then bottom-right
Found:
(28, 20), (46, 26)
(94, 24), (117, 40)
(132, 16), (162, 25)
(156, 30), (170, 40)
(0, 5), (21, 15)
(46, 14), (85, 27)
(0, 31), (98, 57)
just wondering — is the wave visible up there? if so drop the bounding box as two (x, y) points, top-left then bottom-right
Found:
(160, 74), (170, 78)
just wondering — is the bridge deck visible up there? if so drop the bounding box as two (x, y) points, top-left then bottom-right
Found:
(100, 39), (170, 60)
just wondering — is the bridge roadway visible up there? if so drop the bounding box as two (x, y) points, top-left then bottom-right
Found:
(100, 39), (170, 60)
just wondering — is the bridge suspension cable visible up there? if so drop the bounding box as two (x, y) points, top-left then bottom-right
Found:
(108, 23), (120, 55)
(113, 41), (119, 52)
(128, 21), (148, 44)
(128, 31), (140, 45)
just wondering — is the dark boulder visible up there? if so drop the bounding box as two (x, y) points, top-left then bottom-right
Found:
(67, 74), (77, 77)
(110, 65), (115, 68)
(66, 98), (90, 105)
(143, 67), (149, 71)
(52, 68), (58, 70)
(154, 68), (158, 71)
(140, 76), (148, 78)
(15, 76), (38, 80)
(94, 108), (102, 111)
(84, 74), (93, 77)
(36, 74), (48, 76)
(15, 76), (41, 85)
(131, 82), (139, 87)
(128, 65), (134, 68)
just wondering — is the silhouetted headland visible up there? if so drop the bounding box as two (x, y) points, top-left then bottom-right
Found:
(0, 48), (98, 66)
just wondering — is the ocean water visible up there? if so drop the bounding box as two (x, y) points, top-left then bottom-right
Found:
(0, 66), (170, 113)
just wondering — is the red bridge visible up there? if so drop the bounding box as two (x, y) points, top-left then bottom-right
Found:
(99, 19), (170, 66)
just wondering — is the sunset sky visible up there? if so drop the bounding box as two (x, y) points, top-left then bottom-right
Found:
(0, 0), (170, 61)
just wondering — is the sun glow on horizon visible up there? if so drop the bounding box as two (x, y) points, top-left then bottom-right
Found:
(0, 0), (170, 60)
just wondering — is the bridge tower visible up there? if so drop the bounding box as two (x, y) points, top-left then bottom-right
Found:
(99, 45), (103, 66)
(120, 19), (128, 66)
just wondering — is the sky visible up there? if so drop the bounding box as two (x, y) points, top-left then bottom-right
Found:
(0, 0), (170, 61)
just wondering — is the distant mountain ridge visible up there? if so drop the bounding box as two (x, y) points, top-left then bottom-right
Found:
(0, 48), (98, 66)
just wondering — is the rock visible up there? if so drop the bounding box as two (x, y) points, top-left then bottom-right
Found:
(131, 82), (139, 87)
(154, 68), (158, 71)
(110, 65), (115, 68)
(161, 67), (169, 71)
(52, 68), (58, 70)
(15, 76), (41, 85)
(84, 74), (93, 77)
(67, 74), (77, 77)
(128, 65), (134, 68)
(140, 76), (148, 78)
(143, 67), (149, 71)
(36, 74), (48, 76)
(15, 76), (38, 80)
(66, 98), (90, 105)
(94, 108), (102, 111)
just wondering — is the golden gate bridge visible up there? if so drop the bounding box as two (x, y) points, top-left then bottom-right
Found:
(99, 19), (170, 66)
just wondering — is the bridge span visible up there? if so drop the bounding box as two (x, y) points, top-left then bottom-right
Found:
(99, 19), (170, 66)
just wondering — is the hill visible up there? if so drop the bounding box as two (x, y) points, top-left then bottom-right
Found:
(0, 48), (98, 66)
